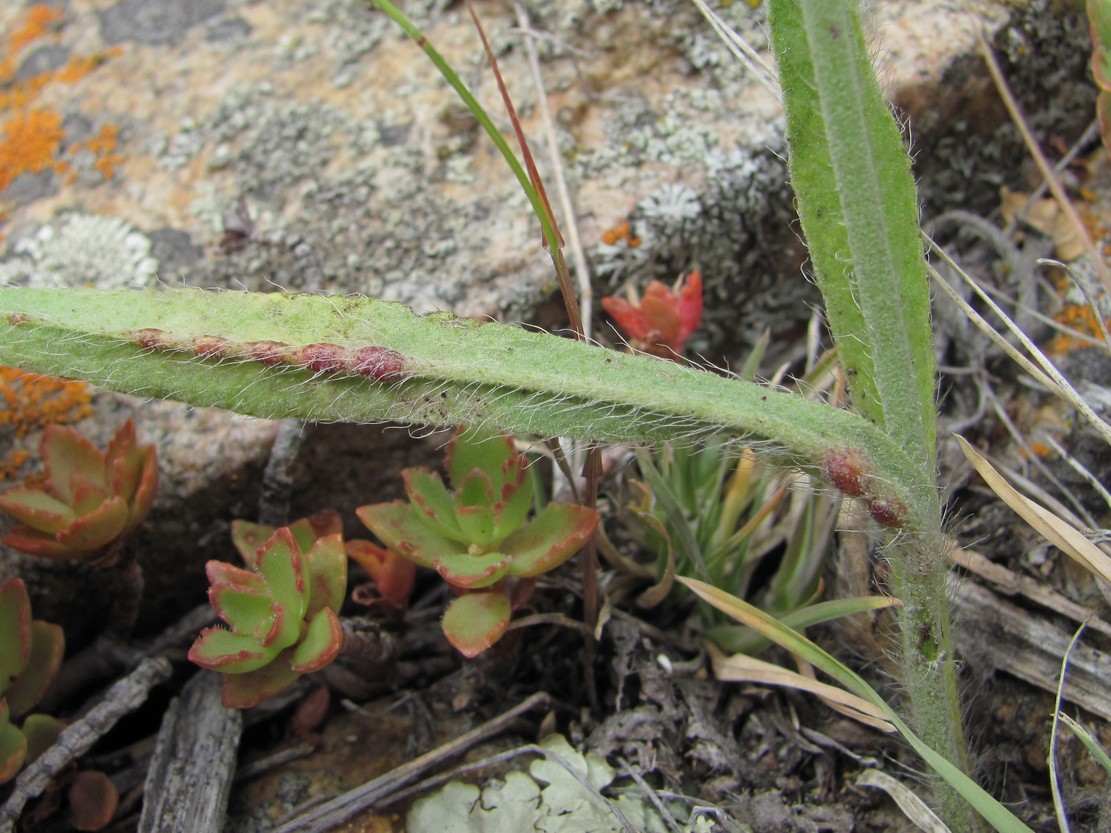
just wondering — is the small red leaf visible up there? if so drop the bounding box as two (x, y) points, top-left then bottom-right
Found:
(68, 770), (118, 831)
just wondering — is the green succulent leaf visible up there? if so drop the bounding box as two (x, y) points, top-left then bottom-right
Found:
(41, 425), (107, 503)
(502, 503), (599, 578)
(356, 501), (465, 569)
(403, 469), (467, 541)
(453, 500), (497, 548)
(188, 627), (275, 673)
(210, 584), (278, 643)
(255, 528), (307, 648)
(20, 712), (64, 765)
(290, 608), (344, 673)
(220, 649), (301, 709)
(6, 620), (64, 718)
(441, 593), (512, 658)
(491, 463), (533, 543)
(0, 579), (32, 686)
(231, 520), (273, 566)
(0, 704), (27, 785)
(302, 533), (348, 617)
(434, 551), (512, 589)
(447, 430), (516, 495)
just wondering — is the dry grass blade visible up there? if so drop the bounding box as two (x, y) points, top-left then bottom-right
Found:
(956, 436), (1111, 586)
(975, 28), (1111, 295)
(707, 644), (894, 733)
(928, 245), (1111, 446)
(857, 769), (952, 833)
(1048, 624), (1086, 833)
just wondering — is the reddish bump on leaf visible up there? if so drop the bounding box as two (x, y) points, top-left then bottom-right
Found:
(248, 340), (289, 366)
(191, 335), (231, 359)
(823, 447), (872, 498)
(867, 495), (907, 528)
(130, 328), (167, 351)
(299, 343), (347, 374)
(349, 346), (406, 381)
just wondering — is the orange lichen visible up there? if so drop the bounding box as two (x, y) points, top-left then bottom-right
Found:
(0, 6), (121, 217)
(0, 108), (68, 191)
(601, 220), (642, 248)
(1047, 302), (1110, 354)
(0, 367), (92, 482)
(8, 5), (63, 55)
(73, 123), (124, 180)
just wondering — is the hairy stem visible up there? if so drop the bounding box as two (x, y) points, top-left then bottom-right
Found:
(768, 0), (971, 825)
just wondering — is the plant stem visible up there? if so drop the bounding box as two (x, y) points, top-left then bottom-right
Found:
(767, 0), (973, 825)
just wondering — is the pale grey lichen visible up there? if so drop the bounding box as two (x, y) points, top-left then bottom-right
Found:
(0, 214), (159, 289)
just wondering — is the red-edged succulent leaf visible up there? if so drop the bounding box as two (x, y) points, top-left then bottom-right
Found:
(491, 463), (533, 543)
(0, 701), (27, 785)
(346, 539), (416, 608)
(206, 560), (265, 592)
(69, 770), (119, 832)
(285, 509), (344, 555)
(290, 686), (330, 738)
(209, 584), (278, 643)
(447, 429), (518, 498)
(441, 592), (511, 658)
(188, 627), (275, 673)
(0, 579), (32, 685)
(6, 620), (64, 718)
(69, 478), (111, 516)
(0, 489), (77, 534)
(290, 608), (343, 673)
(434, 551), (511, 589)
(105, 420), (143, 500)
(121, 446), (158, 534)
(1, 527), (84, 559)
(305, 509), (344, 540)
(302, 533), (347, 618)
(41, 424), (107, 502)
(230, 519), (274, 567)
(255, 528), (307, 649)
(54, 496), (129, 553)
(21, 713), (63, 764)
(220, 649), (300, 708)
(502, 503), (599, 577)
(356, 501), (464, 569)
(403, 468), (466, 541)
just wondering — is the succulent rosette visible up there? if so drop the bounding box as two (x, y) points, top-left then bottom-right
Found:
(601, 269), (702, 359)
(188, 513), (347, 708)
(356, 429), (598, 657)
(0, 420), (157, 561)
(0, 578), (65, 784)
